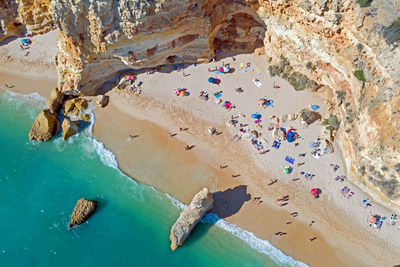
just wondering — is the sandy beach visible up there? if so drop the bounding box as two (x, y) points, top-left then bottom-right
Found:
(1, 31), (400, 266)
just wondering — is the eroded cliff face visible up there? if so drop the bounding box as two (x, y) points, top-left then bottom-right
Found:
(52, 0), (266, 95)
(0, 0), (54, 42)
(257, 0), (400, 203)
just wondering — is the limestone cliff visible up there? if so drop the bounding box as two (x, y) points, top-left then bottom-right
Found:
(51, 0), (266, 94)
(0, 0), (54, 42)
(257, 0), (400, 203)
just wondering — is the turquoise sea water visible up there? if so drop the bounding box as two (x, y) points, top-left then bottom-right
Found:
(0, 90), (304, 267)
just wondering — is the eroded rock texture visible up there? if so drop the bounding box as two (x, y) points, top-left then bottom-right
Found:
(52, 0), (266, 94)
(69, 198), (97, 228)
(170, 188), (213, 250)
(257, 0), (400, 202)
(0, 0), (54, 42)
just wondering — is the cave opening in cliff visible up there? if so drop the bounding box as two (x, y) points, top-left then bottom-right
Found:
(211, 12), (265, 54)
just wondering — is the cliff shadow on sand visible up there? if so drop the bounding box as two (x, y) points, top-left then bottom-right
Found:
(210, 185), (251, 219)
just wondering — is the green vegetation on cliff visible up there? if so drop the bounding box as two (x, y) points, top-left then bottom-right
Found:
(354, 70), (366, 82)
(383, 17), (400, 45)
(356, 0), (373, 8)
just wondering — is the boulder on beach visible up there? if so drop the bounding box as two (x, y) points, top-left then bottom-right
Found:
(69, 198), (97, 228)
(28, 108), (60, 141)
(96, 95), (109, 107)
(170, 188), (213, 250)
(48, 87), (64, 113)
(299, 109), (321, 125)
(61, 118), (78, 141)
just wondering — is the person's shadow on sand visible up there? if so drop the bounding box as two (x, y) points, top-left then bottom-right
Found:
(209, 185), (251, 218)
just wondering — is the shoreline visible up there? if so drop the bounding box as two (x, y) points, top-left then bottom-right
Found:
(90, 52), (400, 265)
(1, 32), (400, 266)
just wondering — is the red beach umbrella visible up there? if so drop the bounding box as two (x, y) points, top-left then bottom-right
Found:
(311, 188), (318, 196)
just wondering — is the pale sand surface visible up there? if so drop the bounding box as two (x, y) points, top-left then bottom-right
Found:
(1, 32), (400, 266)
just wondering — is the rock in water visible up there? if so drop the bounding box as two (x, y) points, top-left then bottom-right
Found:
(28, 108), (60, 141)
(170, 188), (213, 250)
(69, 198), (97, 228)
(96, 95), (109, 107)
(48, 87), (64, 113)
(61, 118), (78, 141)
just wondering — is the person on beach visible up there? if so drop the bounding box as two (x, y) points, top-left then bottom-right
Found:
(184, 145), (190, 150)
(309, 221), (315, 227)
(128, 135), (134, 140)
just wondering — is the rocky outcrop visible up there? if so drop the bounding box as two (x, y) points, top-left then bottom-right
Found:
(0, 1), (22, 42)
(63, 97), (88, 116)
(52, 0), (266, 94)
(28, 108), (60, 141)
(170, 188), (213, 250)
(257, 0), (400, 202)
(61, 117), (78, 140)
(48, 87), (64, 113)
(0, 0), (54, 42)
(69, 198), (97, 228)
(96, 95), (109, 108)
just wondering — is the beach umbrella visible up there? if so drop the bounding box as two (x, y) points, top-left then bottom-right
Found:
(179, 90), (186, 96)
(223, 65), (230, 73)
(208, 77), (215, 83)
(368, 217), (377, 224)
(218, 67), (224, 73)
(283, 167), (290, 174)
(311, 188), (318, 196)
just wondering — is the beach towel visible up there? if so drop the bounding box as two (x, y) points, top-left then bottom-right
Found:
(240, 62), (244, 68)
(241, 69), (247, 74)
(254, 119), (262, 124)
(257, 70), (261, 75)
(285, 156), (295, 164)
(254, 67), (258, 73)
(214, 92), (222, 98)
(251, 65), (256, 71)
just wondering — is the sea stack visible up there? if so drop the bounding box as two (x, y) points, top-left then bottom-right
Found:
(69, 198), (97, 228)
(28, 108), (60, 141)
(170, 188), (213, 250)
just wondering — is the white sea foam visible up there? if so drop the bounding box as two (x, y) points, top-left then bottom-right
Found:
(165, 194), (308, 267)
(3, 90), (46, 104)
(89, 137), (119, 169)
